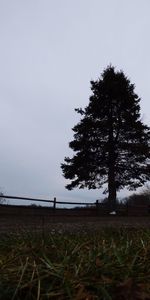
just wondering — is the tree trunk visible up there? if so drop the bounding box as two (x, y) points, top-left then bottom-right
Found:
(108, 160), (117, 212)
(108, 99), (117, 212)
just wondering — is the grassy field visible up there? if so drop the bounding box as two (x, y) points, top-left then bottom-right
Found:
(0, 227), (150, 299)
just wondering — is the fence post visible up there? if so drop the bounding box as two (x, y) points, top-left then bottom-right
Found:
(126, 201), (129, 216)
(96, 200), (99, 216)
(53, 197), (56, 212)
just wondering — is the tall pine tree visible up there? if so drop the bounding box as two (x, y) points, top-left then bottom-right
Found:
(61, 66), (150, 211)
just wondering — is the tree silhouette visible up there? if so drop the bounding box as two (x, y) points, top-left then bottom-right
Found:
(61, 66), (150, 211)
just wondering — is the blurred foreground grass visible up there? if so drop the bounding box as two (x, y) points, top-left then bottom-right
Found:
(0, 228), (150, 299)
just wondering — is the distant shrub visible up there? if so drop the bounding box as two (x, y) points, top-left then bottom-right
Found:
(0, 192), (6, 204)
(30, 203), (38, 207)
(97, 197), (120, 206)
(124, 186), (150, 206)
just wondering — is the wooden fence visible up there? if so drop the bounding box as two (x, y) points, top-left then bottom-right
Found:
(0, 194), (96, 210)
(0, 195), (150, 216)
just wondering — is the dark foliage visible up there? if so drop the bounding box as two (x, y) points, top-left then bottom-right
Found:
(124, 186), (150, 206)
(0, 192), (5, 204)
(61, 66), (150, 210)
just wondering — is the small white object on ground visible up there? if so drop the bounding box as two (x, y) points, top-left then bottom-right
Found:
(109, 211), (116, 215)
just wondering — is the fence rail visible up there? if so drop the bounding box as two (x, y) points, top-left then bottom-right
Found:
(0, 195), (95, 210)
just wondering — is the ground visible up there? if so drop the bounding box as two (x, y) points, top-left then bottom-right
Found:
(1, 215), (150, 233)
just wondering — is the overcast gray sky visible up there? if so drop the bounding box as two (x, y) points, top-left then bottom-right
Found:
(0, 0), (150, 206)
